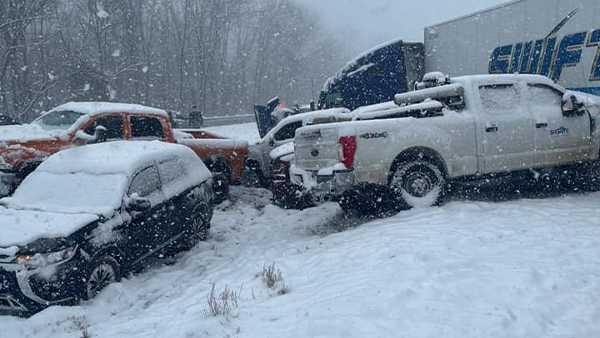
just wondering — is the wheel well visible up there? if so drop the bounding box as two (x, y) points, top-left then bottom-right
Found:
(389, 147), (448, 183)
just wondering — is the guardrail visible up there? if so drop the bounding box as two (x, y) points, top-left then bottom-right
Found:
(202, 114), (255, 127)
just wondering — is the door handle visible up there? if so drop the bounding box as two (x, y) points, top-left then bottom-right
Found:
(536, 122), (548, 129)
(485, 123), (498, 133)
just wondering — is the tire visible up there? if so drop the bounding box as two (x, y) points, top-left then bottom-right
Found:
(389, 160), (446, 209)
(182, 202), (212, 249)
(83, 256), (121, 301)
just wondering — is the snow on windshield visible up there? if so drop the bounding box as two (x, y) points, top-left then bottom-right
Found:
(7, 171), (128, 215)
(32, 110), (84, 130)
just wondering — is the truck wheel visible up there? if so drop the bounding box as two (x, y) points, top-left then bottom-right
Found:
(83, 256), (121, 300)
(390, 160), (446, 209)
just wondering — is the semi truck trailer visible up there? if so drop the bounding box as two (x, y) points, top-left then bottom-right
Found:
(425, 0), (600, 95)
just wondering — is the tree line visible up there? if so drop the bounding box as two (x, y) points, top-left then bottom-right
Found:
(0, 0), (347, 122)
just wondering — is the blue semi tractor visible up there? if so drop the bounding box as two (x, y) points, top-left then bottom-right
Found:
(254, 39), (425, 136)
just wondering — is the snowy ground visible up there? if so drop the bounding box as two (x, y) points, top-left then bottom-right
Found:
(3, 185), (600, 338)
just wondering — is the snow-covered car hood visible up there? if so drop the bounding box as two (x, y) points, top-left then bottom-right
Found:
(0, 124), (65, 142)
(0, 206), (99, 247)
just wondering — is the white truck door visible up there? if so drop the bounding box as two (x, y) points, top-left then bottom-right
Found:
(477, 82), (536, 173)
(527, 83), (593, 166)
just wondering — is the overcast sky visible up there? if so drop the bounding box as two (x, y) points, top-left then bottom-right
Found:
(296, 0), (508, 54)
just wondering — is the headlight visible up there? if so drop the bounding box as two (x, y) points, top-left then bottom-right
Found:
(16, 246), (77, 269)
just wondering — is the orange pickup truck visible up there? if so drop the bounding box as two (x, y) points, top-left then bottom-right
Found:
(0, 102), (248, 199)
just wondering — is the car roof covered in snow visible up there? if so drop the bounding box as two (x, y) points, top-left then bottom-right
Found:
(46, 101), (168, 117)
(37, 141), (205, 177)
(264, 108), (352, 140)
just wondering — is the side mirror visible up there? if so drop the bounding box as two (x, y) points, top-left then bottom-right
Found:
(126, 196), (151, 212)
(562, 94), (584, 116)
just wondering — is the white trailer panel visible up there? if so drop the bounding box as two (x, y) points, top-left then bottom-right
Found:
(425, 0), (600, 95)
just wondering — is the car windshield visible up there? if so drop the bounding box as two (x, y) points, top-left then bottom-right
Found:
(33, 110), (84, 130)
(6, 171), (128, 215)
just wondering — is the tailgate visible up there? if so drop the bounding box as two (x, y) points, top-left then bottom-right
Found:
(294, 126), (342, 171)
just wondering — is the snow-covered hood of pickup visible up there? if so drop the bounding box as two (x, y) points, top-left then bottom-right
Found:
(0, 124), (65, 143)
(0, 206), (98, 247)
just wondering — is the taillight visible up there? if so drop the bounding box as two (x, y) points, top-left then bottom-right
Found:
(339, 136), (357, 169)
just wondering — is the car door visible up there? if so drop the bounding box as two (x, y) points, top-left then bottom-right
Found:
(477, 82), (536, 173)
(156, 158), (189, 240)
(124, 165), (170, 265)
(527, 83), (593, 167)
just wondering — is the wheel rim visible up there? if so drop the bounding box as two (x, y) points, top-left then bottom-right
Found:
(189, 204), (209, 239)
(87, 263), (116, 299)
(402, 171), (435, 197)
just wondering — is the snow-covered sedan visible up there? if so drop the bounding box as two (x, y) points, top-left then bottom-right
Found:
(0, 141), (213, 316)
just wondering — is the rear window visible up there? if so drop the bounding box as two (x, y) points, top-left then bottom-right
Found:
(130, 116), (164, 139)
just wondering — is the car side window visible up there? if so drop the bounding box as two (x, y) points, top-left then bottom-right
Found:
(84, 115), (124, 139)
(274, 121), (302, 141)
(158, 158), (186, 185)
(130, 116), (165, 139)
(527, 84), (562, 107)
(129, 166), (161, 198)
(479, 84), (520, 115)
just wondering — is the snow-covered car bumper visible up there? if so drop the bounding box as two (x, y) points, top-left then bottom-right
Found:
(290, 165), (355, 200)
(0, 172), (18, 197)
(0, 259), (81, 316)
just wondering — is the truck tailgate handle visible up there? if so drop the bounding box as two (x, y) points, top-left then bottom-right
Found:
(536, 122), (548, 129)
(485, 123), (498, 133)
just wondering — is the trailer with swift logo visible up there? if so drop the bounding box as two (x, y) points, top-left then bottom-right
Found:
(425, 0), (600, 95)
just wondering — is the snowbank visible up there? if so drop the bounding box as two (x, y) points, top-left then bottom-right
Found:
(2, 187), (599, 337)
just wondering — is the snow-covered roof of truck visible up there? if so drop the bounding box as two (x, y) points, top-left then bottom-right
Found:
(48, 101), (168, 117)
(37, 141), (205, 177)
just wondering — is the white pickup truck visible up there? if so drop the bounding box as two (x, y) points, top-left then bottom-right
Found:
(291, 74), (600, 213)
